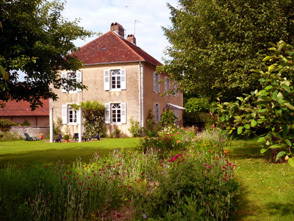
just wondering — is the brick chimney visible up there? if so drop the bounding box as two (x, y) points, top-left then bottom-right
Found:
(110, 22), (125, 38)
(127, 34), (136, 45)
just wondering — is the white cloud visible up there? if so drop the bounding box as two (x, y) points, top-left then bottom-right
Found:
(62, 0), (179, 62)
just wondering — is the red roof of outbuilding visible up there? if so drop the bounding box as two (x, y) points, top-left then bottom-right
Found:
(0, 100), (49, 117)
(73, 31), (162, 66)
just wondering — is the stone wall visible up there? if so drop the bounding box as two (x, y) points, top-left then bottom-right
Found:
(10, 126), (49, 138)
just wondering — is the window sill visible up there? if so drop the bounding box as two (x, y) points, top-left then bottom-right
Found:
(106, 89), (126, 92)
(67, 123), (79, 126)
(106, 122), (126, 125)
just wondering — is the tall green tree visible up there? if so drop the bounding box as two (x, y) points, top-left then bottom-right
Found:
(215, 41), (294, 164)
(0, 0), (91, 108)
(162, 0), (294, 101)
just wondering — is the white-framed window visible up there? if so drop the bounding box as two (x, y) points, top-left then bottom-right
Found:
(153, 72), (160, 93)
(153, 103), (160, 122)
(61, 70), (82, 93)
(68, 106), (77, 123)
(61, 104), (80, 125)
(111, 69), (121, 89)
(104, 69), (126, 91)
(111, 103), (121, 123)
(105, 102), (127, 124)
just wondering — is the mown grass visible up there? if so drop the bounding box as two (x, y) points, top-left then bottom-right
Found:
(227, 139), (294, 221)
(0, 138), (140, 165)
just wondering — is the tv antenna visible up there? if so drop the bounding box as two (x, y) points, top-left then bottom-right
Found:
(134, 19), (141, 35)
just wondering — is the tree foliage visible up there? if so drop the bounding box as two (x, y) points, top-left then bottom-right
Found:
(184, 97), (210, 113)
(215, 41), (294, 164)
(0, 0), (91, 108)
(0, 119), (17, 132)
(162, 0), (294, 101)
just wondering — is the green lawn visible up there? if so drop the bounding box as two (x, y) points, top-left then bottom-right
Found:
(227, 140), (294, 221)
(1, 137), (293, 220)
(0, 138), (140, 165)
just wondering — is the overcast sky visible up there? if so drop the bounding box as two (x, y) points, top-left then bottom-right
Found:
(62, 0), (179, 62)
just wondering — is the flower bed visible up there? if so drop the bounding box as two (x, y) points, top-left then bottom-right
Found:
(0, 129), (240, 220)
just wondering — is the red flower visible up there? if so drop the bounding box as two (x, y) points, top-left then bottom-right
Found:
(203, 163), (213, 169)
(168, 154), (184, 162)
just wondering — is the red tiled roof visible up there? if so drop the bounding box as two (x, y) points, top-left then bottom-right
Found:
(73, 31), (162, 66)
(0, 100), (49, 117)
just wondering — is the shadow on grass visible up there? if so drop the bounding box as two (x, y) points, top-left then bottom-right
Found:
(0, 147), (133, 167)
(266, 202), (294, 216)
(226, 139), (264, 160)
(230, 183), (260, 221)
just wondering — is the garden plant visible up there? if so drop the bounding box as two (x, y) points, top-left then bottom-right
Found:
(0, 129), (240, 220)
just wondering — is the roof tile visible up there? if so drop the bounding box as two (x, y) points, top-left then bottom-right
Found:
(0, 100), (49, 117)
(73, 32), (161, 66)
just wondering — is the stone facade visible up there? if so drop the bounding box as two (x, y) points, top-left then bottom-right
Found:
(51, 62), (183, 137)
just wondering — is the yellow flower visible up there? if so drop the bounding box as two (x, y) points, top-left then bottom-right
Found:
(285, 155), (289, 161)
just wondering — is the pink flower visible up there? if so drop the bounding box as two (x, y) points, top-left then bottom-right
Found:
(203, 163), (213, 169)
(168, 154), (184, 162)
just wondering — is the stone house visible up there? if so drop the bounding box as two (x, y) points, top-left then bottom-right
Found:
(50, 23), (183, 139)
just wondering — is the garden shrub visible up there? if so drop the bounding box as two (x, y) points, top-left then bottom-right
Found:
(72, 101), (105, 140)
(136, 146), (240, 220)
(159, 109), (177, 128)
(20, 120), (30, 127)
(215, 41), (294, 165)
(185, 97), (210, 113)
(0, 119), (17, 132)
(140, 127), (194, 154)
(184, 97), (215, 128)
(110, 126), (121, 138)
(53, 118), (62, 136)
(144, 110), (160, 137)
(129, 119), (143, 137)
(0, 131), (21, 141)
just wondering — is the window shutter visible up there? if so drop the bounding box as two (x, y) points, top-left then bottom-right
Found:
(104, 103), (110, 123)
(104, 70), (110, 91)
(76, 70), (82, 92)
(164, 76), (168, 92)
(62, 104), (68, 124)
(153, 72), (156, 93)
(157, 74), (161, 93)
(121, 69), (126, 90)
(153, 103), (160, 122)
(76, 109), (81, 124)
(157, 103), (161, 122)
(61, 72), (67, 93)
(121, 102), (127, 124)
(153, 103), (156, 120)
